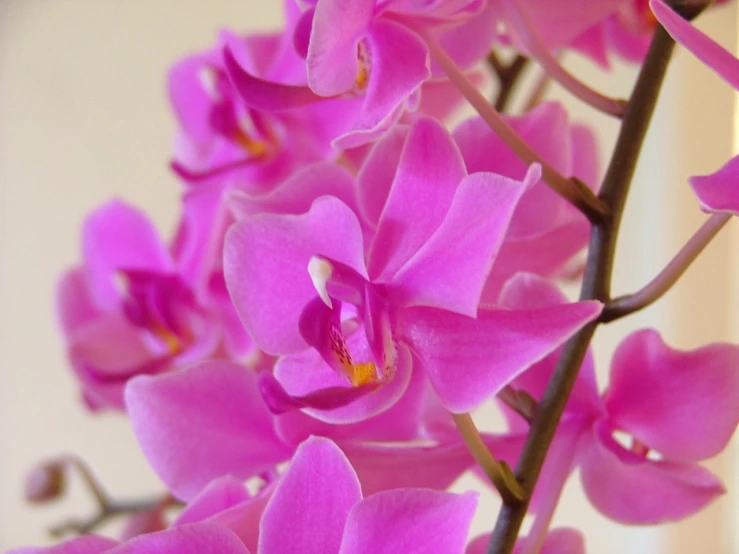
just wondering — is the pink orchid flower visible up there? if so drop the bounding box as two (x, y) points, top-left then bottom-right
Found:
(467, 527), (586, 554)
(224, 116), (602, 422)
(169, 2), (359, 189)
(453, 101), (599, 298)
(58, 193), (250, 410)
(222, 0), (495, 148)
(650, 0), (739, 215)
(491, 273), (739, 524)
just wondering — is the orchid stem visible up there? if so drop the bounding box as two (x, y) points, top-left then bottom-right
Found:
(421, 29), (608, 221)
(486, 21), (683, 554)
(519, 445), (574, 554)
(500, 0), (627, 118)
(487, 52), (529, 112)
(602, 213), (731, 321)
(498, 386), (537, 424)
(48, 456), (178, 538)
(452, 413), (526, 505)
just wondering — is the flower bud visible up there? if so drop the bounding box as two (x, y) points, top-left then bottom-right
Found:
(25, 460), (66, 503)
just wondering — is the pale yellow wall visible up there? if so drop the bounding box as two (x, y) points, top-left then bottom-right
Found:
(0, 2), (736, 552)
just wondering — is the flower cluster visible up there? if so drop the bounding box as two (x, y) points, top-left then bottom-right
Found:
(14, 0), (739, 553)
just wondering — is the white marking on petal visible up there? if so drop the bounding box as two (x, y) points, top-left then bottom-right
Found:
(308, 256), (334, 308)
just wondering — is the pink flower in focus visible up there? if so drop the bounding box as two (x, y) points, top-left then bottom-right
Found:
(58, 194), (250, 410)
(224, 116), (602, 421)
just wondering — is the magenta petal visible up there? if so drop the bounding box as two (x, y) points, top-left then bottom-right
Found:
(689, 154), (739, 215)
(339, 489), (478, 554)
(57, 268), (100, 337)
(260, 437), (362, 554)
(498, 273), (602, 420)
(399, 300), (602, 413)
(308, 0), (374, 95)
(227, 161), (360, 218)
(389, 167), (534, 316)
(224, 197), (367, 355)
(274, 361), (427, 444)
(358, 20), (430, 130)
(125, 361), (290, 500)
(259, 369), (378, 414)
(8, 536), (119, 554)
(579, 427), (725, 524)
(604, 329), (739, 462)
(357, 125), (408, 228)
(273, 340), (414, 424)
(341, 440), (475, 496)
(108, 522), (251, 554)
(369, 117), (466, 280)
(223, 48), (321, 111)
(651, 0), (739, 90)
(83, 200), (172, 309)
(175, 476), (250, 525)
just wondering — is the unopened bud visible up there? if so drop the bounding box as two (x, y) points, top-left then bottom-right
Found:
(25, 460), (66, 503)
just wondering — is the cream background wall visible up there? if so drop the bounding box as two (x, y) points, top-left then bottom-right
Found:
(0, 1), (736, 552)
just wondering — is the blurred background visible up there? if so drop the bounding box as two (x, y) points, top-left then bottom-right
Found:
(0, 1), (737, 552)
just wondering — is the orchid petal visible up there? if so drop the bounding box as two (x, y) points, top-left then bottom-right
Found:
(498, 273), (603, 421)
(579, 426), (725, 524)
(340, 440), (475, 496)
(358, 20), (430, 130)
(259, 437), (362, 554)
(369, 117), (466, 280)
(399, 300), (602, 413)
(227, 162), (360, 218)
(605, 329), (739, 463)
(224, 197), (367, 355)
(126, 361), (290, 500)
(57, 268), (100, 337)
(108, 522), (251, 554)
(308, 0), (374, 95)
(389, 167), (534, 316)
(273, 361), (426, 444)
(273, 330), (414, 423)
(83, 200), (171, 309)
(339, 489), (478, 554)
(224, 48), (321, 112)
(356, 125), (408, 228)
(651, 0), (739, 90)
(175, 476), (251, 525)
(689, 154), (739, 215)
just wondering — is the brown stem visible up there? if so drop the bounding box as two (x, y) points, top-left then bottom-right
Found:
(44, 456), (178, 538)
(486, 22), (681, 554)
(603, 213), (731, 321)
(488, 53), (530, 112)
(453, 413), (526, 505)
